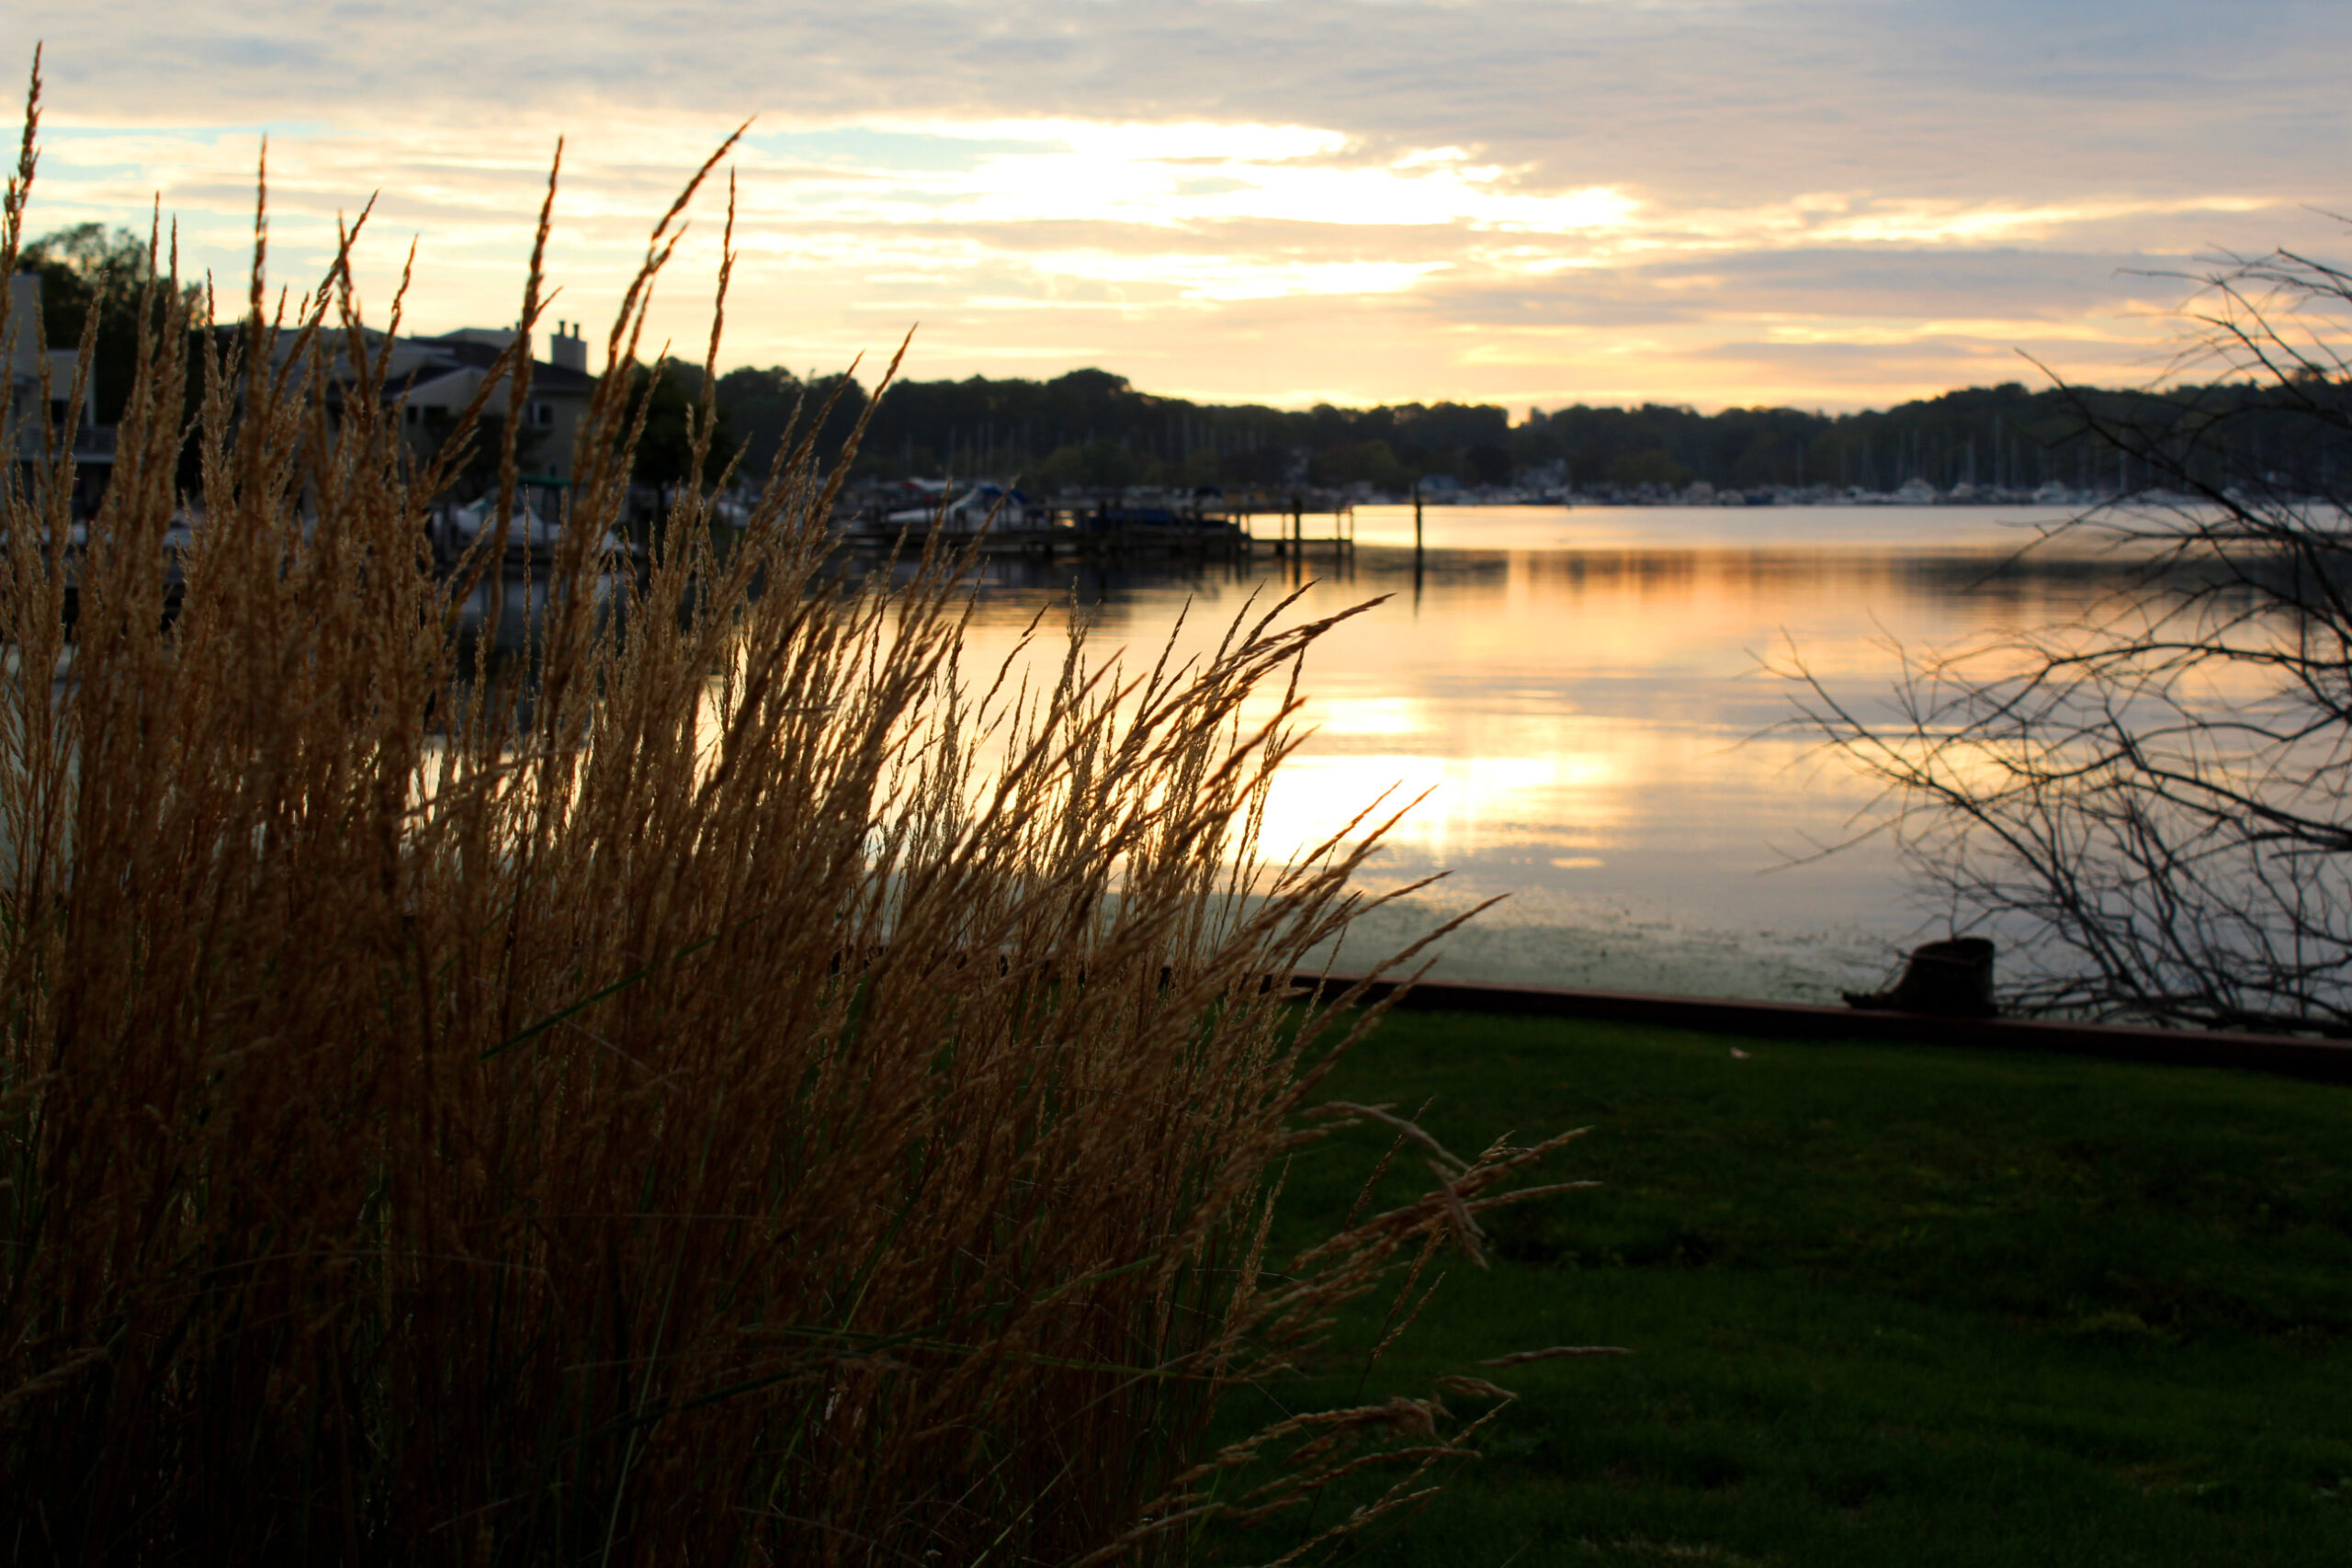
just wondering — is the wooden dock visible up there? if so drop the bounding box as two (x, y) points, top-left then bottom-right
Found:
(1227, 494), (1357, 560)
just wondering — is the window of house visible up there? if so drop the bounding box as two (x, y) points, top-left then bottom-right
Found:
(532, 401), (556, 428)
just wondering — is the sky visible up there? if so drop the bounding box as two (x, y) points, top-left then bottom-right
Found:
(6, 2), (2348, 415)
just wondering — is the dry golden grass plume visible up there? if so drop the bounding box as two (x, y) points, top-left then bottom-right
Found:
(0, 55), (1585, 1565)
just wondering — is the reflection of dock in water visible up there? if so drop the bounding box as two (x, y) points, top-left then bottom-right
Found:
(442, 569), (630, 654)
(427, 499), (637, 653)
(831, 491), (1356, 565)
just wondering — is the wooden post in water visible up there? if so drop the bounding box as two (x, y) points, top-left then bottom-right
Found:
(1411, 480), (1425, 608)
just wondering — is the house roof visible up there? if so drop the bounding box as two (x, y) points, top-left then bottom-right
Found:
(392, 331), (594, 402)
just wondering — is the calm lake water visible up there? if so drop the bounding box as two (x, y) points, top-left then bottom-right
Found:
(949, 503), (2133, 1002)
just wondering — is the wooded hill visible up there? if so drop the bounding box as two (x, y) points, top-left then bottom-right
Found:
(705, 363), (2352, 499)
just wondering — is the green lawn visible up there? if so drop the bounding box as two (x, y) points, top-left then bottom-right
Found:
(1217, 1010), (2352, 1567)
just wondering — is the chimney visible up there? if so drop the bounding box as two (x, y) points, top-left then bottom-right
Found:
(549, 320), (589, 374)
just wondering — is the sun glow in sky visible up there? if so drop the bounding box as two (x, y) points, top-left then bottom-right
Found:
(7, 2), (2348, 412)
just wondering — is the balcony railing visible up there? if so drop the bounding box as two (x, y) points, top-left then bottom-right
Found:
(7, 421), (119, 460)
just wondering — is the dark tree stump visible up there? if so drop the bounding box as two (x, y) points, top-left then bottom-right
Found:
(1843, 938), (1996, 1018)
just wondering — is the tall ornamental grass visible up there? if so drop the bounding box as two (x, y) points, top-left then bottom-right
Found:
(0, 65), (1580, 1565)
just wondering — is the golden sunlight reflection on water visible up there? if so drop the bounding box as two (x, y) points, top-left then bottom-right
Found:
(942, 504), (2150, 1001)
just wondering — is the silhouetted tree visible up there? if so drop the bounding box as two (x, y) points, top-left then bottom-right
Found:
(629, 359), (739, 489)
(1312, 439), (1408, 490)
(18, 221), (181, 423)
(715, 364), (866, 480)
(1219, 446), (1294, 489)
(1791, 238), (2352, 1032)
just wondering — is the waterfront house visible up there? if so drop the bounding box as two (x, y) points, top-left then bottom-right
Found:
(382, 320), (596, 485)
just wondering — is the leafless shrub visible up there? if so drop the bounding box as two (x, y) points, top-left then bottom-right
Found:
(1788, 227), (2352, 1032)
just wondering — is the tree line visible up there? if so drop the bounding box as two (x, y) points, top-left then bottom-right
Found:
(706, 362), (2352, 500)
(21, 222), (2352, 501)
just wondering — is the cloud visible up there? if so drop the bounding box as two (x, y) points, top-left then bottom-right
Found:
(3, 2), (2346, 410)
